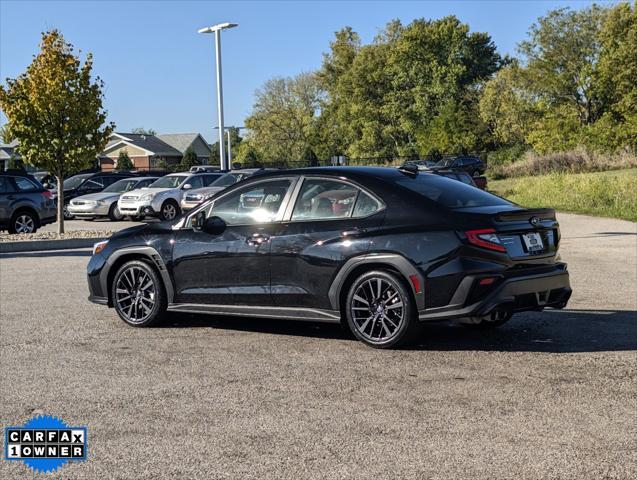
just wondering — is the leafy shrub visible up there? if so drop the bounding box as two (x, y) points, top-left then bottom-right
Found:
(492, 147), (637, 178)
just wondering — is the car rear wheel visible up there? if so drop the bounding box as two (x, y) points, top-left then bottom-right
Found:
(111, 260), (167, 327)
(345, 270), (419, 348)
(159, 200), (180, 221)
(9, 211), (38, 234)
(108, 203), (124, 221)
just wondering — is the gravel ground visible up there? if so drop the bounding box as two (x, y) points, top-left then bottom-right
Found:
(0, 212), (635, 479)
(0, 231), (114, 242)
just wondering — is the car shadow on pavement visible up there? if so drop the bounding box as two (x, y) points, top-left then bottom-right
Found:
(162, 308), (636, 353)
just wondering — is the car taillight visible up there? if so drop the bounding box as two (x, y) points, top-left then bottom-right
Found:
(465, 228), (506, 252)
(41, 190), (53, 200)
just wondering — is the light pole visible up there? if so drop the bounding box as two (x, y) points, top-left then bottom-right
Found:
(198, 22), (238, 171)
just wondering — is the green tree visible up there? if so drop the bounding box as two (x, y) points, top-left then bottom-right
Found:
(235, 140), (262, 168)
(0, 124), (14, 144)
(479, 63), (535, 146)
(0, 30), (114, 233)
(179, 145), (200, 171)
(595, 2), (637, 150)
(518, 6), (607, 126)
(116, 150), (133, 171)
(244, 72), (323, 163)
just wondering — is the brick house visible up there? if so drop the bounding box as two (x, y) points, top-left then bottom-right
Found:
(99, 132), (213, 171)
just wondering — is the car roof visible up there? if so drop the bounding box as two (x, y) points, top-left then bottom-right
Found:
(246, 166), (411, 181)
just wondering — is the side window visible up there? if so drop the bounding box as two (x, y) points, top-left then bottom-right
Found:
(81, 177), (104, 190)
(137, 179), (153, 188)
(202, 175), (218, 186)
(13, 177), (38, 192)
(101, 176), (118, 187)
(188, 176), (204, 189)
(352, 190), (381, 217)
(0, 177), (15, 193)
(209, 179), (292, 225)
(291, 178), (360, 221)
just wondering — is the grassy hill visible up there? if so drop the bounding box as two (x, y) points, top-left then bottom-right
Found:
(489, 169), (637, 222)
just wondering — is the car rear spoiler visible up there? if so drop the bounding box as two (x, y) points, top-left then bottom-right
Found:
(495, 208), (556, 222)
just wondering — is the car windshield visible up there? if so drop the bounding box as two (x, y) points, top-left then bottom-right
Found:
(63, 174), (91, 190)
(149, 175), (187, 188)
(210, 173), (240, 187)
(435, 158), (455, 167)
(103, 179), (140, 193)
(396, 174), (510, 209)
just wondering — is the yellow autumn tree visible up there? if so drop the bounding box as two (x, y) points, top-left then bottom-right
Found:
(0, 30), (114, 233)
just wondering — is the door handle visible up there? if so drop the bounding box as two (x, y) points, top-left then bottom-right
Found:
(246, 233), (270, 246)
(7, 195), (16, 200)
(341, 228), (367, 238)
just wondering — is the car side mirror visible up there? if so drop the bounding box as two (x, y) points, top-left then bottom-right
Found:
(203, 215), (226, 235)
(182, 183), (192, 190)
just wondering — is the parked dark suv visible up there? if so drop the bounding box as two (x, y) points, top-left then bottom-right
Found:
(433, 155), (485, 177)
(88, 166), (571, 348)
(0, 171), (56, 233)
(59, 172), (135, 219)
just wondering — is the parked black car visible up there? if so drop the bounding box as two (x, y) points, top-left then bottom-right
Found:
(0, 171), (56, 233)
(87, 167), (571, 348)
(433, 155), (485, 177)
(58, 172), (136, 219)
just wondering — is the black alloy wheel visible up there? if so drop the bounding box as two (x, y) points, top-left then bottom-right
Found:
(346, 270), (418, 348)
(112, 260), (166, 327)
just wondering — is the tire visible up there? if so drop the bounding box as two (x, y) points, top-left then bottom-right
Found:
(111, 260), (167, 327)
(108, 203), (124, 221)
(345, 270), (419, 348)
(8, 210), (38, 234)
(63, 205), (74, 220)
(464, 311), (513, 329)
(159, 200), (180, 221)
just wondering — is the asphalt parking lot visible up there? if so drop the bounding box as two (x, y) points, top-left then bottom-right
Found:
(1, 213), (636, 479)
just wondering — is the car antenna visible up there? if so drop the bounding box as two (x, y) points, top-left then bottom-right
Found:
(398, 163), (419, 177)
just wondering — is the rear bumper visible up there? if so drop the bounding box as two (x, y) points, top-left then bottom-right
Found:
(419, 264), (571, 321)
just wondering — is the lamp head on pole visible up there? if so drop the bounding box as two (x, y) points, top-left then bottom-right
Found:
(198, 22), (238, 34)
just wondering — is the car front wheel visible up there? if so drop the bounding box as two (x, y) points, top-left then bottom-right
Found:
(159, 200), (180, 221)
(108, 203), (124, 221)
(345, 270), (419, 348)
(111, 260), (167, 327)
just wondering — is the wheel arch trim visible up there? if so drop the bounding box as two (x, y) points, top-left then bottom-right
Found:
(328, 253), (425, 310)
(100, 246), (174, 305)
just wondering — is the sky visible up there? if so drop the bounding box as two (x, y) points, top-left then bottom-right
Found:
(0, 0), (607, 144)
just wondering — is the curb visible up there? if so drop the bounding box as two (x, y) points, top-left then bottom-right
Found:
(0, 237), (107, 253)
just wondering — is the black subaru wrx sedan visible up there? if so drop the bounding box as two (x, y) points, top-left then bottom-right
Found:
(87, 166), (571, 348)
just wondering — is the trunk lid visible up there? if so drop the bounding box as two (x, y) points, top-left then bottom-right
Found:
(454, 206), (560, 259)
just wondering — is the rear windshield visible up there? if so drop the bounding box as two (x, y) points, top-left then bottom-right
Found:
(396, 174), (511, 209)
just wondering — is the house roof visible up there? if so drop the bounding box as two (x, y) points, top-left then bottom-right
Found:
(157, 133), (211, 154)
(104, 132), (182, 157)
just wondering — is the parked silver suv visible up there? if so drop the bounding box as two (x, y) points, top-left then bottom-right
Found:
(180, 169), (272, 211)
(118, 172), (222, 221)
(0, 172), (56, 233)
